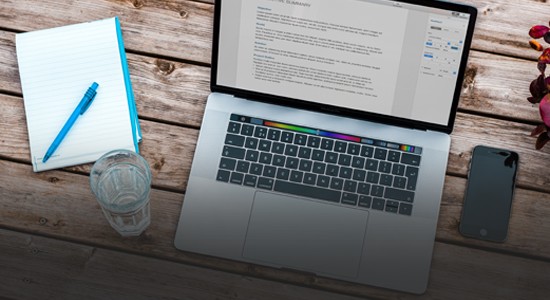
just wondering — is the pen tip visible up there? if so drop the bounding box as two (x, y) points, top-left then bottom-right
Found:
(91, 82), (99, 89)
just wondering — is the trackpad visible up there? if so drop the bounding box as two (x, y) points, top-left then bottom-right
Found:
(242, 192), (369, 279)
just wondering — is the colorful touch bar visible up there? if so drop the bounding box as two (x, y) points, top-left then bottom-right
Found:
(231, 114), (421, 154)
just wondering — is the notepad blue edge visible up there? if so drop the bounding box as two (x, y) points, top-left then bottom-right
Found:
(115, 16), (141, 153)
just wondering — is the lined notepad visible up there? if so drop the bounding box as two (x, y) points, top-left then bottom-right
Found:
(16, 17), (141, 172)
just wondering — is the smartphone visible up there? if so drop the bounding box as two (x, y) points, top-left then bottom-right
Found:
(459, 145), (519, 242)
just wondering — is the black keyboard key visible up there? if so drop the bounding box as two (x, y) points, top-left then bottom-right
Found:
(392, 164), (406, 176)
(317, 175), (330, 187)
(259, 152), (272, 164)
(304, 173), (317, 185)
(371, 185), (384, 197)
(299, 160), (313, 172)
(312, 150), (325, 161)
(365, 159), (378, 171)
(227, 122), (241, 133)
(380, 174), (393, 186)
(272, 142), (285, 154)
(222, 146), (245, 159)
(245, 150), (259, 162)
(372, 198), (385, 210)
(268, 129), (281, 141)
(230, 172), (244, 185)
(393, 176), (407, 189)
(276, 168), (290, 180)
(272, 155), (286, 167)
(374, 148), (387, 160)
(285, 144), (298, 157)
(244, 137), (259, 149)
(357, 183), (370, 195)
(290, 170), (304, 182)
(257, 177), (274, 190)
(339, 167), (352, 179)
(281, 131), (294, 143)
(274, 180), (341, 203)
(243, 174), (257, 187)
(344, 180), (357, 193)
(216, 169), (230, 182)
(225, 134), (245, 146)
(358, 196), (372, 208)
(399, 203), (413, 216)
(342, 193), (358, 205)
(324, 152), (338, 163)
(353, 169), (366, 181)
(326, 164), (339, 176)
(334, 141), (347, 153)
(338, 154), (352, 166)
(321, 139), (334, 150)
(330, 177), (344, 190)
(250, 163), (263, 175)
(263, 166), (277, 178)
(258, 140), (272, 152)
(379, 161), (392, 173)
(352, 156), (365, 168)
(286, 157), (299, 169)
(361, 145), (374, 158)
(366, 171), (379, 184)
(405, 166), (419, 190)
(254, 127), (268, 138)
(294, 134), (307, 145)
(219, 157), (236, 171)
(298, 147), (312, 159)
(385, 187), (414, 202)
(388, 151), (401, 162)
(307, 136), (321, 148)
(347, 143), (361, 155)
(385, 200), (399, 213)
(236, 161), (250, 173)
(241, 124), (254, 136)
(401, 153), (421, 166)
(312, 162), (326, 174)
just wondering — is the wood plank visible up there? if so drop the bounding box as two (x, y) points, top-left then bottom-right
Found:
(1, 0), (214, 64)
(0, 229), (363, 300)
(0, 158), (549, 299)
(1, 0), (548, 64)
(0, 93), (196, 191)
(0, 30), (211, 128)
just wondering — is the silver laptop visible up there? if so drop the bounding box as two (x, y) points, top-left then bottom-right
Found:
(175, 0), (476, 294)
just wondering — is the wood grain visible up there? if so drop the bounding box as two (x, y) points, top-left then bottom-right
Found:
(0, 157), (549, 295)
(0, 94), (196, 191)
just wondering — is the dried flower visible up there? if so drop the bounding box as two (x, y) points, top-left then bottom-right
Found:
(527, 23), (550, 149)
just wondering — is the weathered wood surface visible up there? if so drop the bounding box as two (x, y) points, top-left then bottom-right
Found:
(1, 0), (550, 299)
(1, 0), (548, 64)
(1, 159), (549, 299)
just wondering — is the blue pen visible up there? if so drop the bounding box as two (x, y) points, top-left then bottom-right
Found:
(42, 82), (99, 163)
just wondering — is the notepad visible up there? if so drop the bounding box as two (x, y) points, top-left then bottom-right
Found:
(16, 17), (141, 172)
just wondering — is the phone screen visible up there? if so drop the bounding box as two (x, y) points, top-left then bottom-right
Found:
(459, 145), (518, 242)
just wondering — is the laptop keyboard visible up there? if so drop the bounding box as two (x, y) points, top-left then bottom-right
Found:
(216, 114), (422, 216)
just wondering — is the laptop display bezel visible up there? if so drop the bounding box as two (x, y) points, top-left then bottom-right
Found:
(210, 0), (477, 134)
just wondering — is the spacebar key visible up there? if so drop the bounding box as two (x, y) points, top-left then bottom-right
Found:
(274, 180), (341, 203)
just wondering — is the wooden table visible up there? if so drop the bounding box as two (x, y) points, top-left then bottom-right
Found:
(1, 0), (549, 299)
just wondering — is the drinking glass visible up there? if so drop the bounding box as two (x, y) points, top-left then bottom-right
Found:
(90, 149), (152, 237)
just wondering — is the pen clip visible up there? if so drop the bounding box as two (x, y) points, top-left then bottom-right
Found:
(80, 83), (98, 114)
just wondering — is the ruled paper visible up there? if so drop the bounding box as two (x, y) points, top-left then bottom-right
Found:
(16, 18), (140, 172)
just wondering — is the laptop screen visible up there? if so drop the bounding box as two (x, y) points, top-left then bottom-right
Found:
(213, 0), (476, 131)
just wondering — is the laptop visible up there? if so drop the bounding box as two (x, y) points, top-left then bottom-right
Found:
(175, 0), (477, 294)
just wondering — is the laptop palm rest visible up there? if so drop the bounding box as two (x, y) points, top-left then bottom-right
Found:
(242, 191), (369, 279)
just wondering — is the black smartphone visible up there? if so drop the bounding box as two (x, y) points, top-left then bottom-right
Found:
(459, 145), (519, 242)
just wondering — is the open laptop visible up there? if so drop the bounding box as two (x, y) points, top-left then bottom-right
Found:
(175, 0), (477, 294)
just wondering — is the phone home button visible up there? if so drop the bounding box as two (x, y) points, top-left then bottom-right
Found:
(480, 229), (488, 237)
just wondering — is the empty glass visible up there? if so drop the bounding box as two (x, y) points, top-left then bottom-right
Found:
(90, 149), (152, 237)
